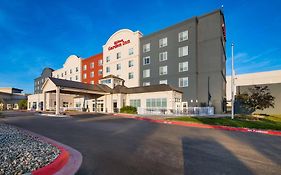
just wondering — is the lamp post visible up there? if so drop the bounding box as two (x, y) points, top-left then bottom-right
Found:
(231, 43), (235, 120)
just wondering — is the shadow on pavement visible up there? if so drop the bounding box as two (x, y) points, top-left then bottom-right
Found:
(182, 137), (254, 175)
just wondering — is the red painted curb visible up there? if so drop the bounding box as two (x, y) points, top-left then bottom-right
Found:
(32, 145), (70, 175)
(113, 113), (281, 136)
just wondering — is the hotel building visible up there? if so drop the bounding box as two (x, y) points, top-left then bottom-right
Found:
(28, 9), (226, 114)
(34, 68), (53, 94)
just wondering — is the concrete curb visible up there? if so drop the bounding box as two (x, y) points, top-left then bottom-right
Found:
(113, 113), (281, 136)
(16, 127), (82, 175)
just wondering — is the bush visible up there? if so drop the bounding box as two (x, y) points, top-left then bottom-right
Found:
(18, 99), (27, 110)
(120, 106), (137, 114)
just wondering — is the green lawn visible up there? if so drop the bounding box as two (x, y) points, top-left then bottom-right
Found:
(167, 115), (281, 131)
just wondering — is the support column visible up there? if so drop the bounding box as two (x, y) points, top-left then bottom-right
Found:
(56, 86), (60, 115)
(43, 91), (46, 111)
(95, 97), (98, 112)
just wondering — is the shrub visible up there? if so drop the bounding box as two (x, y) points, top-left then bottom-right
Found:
(120, 106), (137, 114)
(18, 99), (27, 110)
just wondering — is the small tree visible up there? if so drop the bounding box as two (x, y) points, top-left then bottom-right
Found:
(18, 99), (27, 110)
(236, 85), (275, 113)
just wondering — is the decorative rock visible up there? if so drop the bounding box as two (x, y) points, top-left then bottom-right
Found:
(0, 124), (60, 175)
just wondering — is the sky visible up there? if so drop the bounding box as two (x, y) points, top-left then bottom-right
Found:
(0, 0), (280, 93)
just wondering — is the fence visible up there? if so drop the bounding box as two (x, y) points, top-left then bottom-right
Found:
(137, 107), (214, 116)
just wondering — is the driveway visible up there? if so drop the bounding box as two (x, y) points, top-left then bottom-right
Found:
(1, 111), (281, 175)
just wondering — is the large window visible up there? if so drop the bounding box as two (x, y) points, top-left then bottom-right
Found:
(143, 43), (150, 53)
(143, 56), (150, 65)
(179, 30), (188, 42)
(106, 66), (110, 73)
(146, 98), (167, 108)
(128, 60), (134, 67)
(128, 72), (134, 79)
(101, 79), (111, 84)
(159, 66), (168, 75)
(116, 63), (121, 70)
(179, 77), (188, 87)
(159, 52), (167, 61)
(179, 61), (188, 72)
(143, 69), (150, 78)
(143, 82), (150, 86)
(83, 73), (87, 79)
(76, 67), (79, 72)
(159, 37), (167, 48)
(159, 80), (167, 84)
(179, 46), (189, 57)
(83, 65), (87, 71)
(130, 99), (141, 108)
(129, 48), (134, 55)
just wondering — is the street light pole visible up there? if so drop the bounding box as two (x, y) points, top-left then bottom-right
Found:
(231, 43), (235, 120)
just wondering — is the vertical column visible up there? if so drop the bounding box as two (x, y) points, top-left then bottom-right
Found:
(95, 97), (98, 112)
(43, 91), (46, 111)
(56, 86), (60, 115)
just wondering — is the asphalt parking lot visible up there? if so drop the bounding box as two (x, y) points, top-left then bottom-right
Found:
(1, 111), (281, 175)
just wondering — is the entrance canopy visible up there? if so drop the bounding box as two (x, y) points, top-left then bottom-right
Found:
(42, 77), (111, 114)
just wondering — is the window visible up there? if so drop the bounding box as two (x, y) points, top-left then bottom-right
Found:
(128, 72), (134, 79)
(83, 73), (87, 79)
(106, 56), (110, 62)
(90, 62), (94, 68)
(179, 61), (188, 72)
(106, 67), (110, 73)
(42, 79), (44, 83)
(83, 65), (87, 71)
(70, 69), (72, 74)
(90, 81), (94, 84)
(65, 71), (67, 75)
(143, 43), (150, 53)
(179, 30), (188, 42)
(129, 48), (134, 55)
(76, 67), (79, 72)
(75, 75), (78, 80)
(130, 99), (141, 108)
(98, 59), (103, 66)
(159, 52), (167, 61)
(143, 82), (150, 86)
(70, 77), (72, 81)
(159, 37), (167, 48)
(61, 73), (63, 77)
(159, 66), (168, 75)
(116, 63), (121, 70)
(117, 52), (121, 59)
(143, 56), (150, 65)
(179, 77), (188, 87)
(179, 46), (188, 57)
(90, 71), (94, 78)
(98, 69), (103, 75)
(101, 79), (111, 84)
(146, 98), (167, 108)
(143, 69), (150, 78)
(159, 80), (167, 84)
(128, 60), (134, 67)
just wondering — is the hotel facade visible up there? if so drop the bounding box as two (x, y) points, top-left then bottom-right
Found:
(28, 9), (226, 114)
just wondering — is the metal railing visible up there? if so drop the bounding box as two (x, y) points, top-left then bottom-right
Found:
(137, 107), (214, 116)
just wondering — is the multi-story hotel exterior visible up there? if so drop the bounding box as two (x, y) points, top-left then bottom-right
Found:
(81, 53), (103, 84)
(52, 55), (82, 82)
(140, 10), (226, 113)
(103, 29), (143, 87)
(28, 9), (226, 114)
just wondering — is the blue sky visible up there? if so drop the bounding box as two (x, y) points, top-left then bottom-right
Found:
(0, 0), (280, 93)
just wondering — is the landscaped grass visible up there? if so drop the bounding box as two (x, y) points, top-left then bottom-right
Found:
(167, 115), (281, 131)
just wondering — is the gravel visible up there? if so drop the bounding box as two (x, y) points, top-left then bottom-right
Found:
(0, 123), (60, 175)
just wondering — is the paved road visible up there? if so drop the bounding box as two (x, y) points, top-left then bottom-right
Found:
(1, 111), (281, 175)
